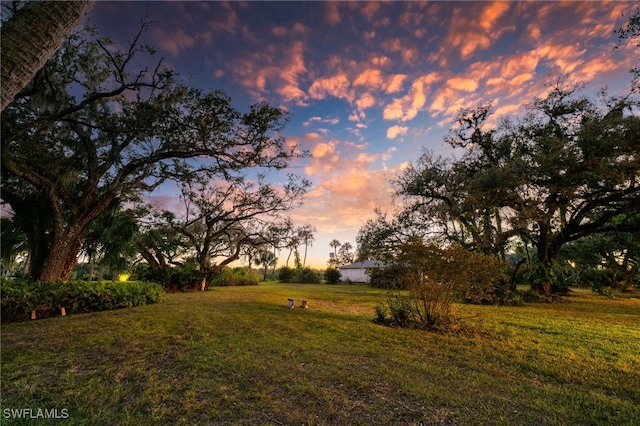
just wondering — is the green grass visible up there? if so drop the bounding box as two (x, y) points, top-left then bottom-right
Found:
(1, 283), (639, 425)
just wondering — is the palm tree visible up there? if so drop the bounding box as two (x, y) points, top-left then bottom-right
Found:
(1, 1), (95, 111)
(339, 242), (354, 265)
(328, 239), (341, 268)
(0, 217), (28, 276)
(285, 234), (300, 267)
(254, 250), (276, 281)
(330, 239), (341, 259)
(299, 225), (316, 267)
(82, 204), (139, 281)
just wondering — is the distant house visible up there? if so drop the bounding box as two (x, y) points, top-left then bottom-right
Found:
(338, 260), (385, 283)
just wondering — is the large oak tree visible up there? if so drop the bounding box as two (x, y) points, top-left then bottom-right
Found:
(1, 23), (306, 283)
(153, 174), (309, 289)
(382, 84), (639, 295)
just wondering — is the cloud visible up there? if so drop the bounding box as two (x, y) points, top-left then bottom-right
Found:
(311, 141), (336, 158)
(353, 69), (408, 95)
(291, 166), (397, 234)
(325, 2), (341, 25)
(308, 73), (352, 102)
(353, 69), (384, 88)
(382, 72), (440, 122)
(303, 116), (340, 127)
(446, 77), (478, 92)
(386, 125), (408, 140)
(360, 2), (381, 20)
(371, 56), (390, 67)
(152, 26), (210, 57)
(386, 74), (407, 94)
(231, 40), (308, 105)
(355, 92), (377, 112)
(439, 1), (513, 62)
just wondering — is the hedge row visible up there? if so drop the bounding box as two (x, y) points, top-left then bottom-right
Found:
(1, 279), (165, 322)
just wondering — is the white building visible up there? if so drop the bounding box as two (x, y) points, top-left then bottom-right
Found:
(338, 260), (385, 283)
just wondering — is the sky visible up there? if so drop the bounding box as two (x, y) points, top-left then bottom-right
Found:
(88, 1), (637, 269)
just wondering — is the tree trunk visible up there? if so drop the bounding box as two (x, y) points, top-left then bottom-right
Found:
(1, 0), (95, 111)
(97, 264), (105, 282)
(198, 251), (211, 290)
(495, 207), (506, 262)
(533, 224), (565, 299)
(286, 248), (293, 267)
(136, 243), (171, 286)
(533, 223), (553, 297)
(60, 237), (83, 281)
(273, 245), (278, 276)
(24, 227), (49, 281)
(303, 244), (308, 267)
(37, 225), (84, 283)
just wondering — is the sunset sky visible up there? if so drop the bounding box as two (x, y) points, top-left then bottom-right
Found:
(89, 1), (636, 268)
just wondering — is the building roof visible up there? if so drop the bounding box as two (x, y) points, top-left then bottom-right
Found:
(338, 260), (385, 270)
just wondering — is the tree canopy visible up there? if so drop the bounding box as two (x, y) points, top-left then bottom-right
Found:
(361, 83), (640, 295)
(1, 22), (308, 283)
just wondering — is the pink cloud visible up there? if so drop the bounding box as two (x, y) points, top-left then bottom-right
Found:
(232, 40), (308, 105)
(356, 92), (377, 110)
(439, 1), (514, 62)
(312, 141), (336, 158)
(308, 73), (352, 102)
(371, 56), (390, 67)
(325, 2), (341, 25)
(479, 1), (510, 31)
(360, 2), (381, 20)
(353, 69), (384, 88)
(303, 116), (339, 127)
(385, 74), (407, 94)
(447, 77), (478, 92)
(291, 167), (397, 233)
(382, 72), (440, 122)
(386, 125), (408, 140)
(271, 26), (287, 36)
(152, 26), (207, 57)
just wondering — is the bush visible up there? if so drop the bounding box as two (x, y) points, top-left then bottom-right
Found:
(369, 264), (409, 289)
(1, 279), (165, 322)
(278, 266), (296, 283)
(374, 295), (416, 328)
(373, 240), (512, 330)
(324, 268), (341, 284)
(459, 252), (511, 305)
(580, 268), (619, 295)
(216, 268), (260, 286)
(276, 267), (321, 284)
(297, 267), (321, 284)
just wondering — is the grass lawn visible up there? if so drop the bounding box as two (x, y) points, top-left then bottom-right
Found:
(1, 282), (639, 425)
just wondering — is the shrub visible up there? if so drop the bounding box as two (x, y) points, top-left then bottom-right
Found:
(324, 268), (341, 284)
(278, 266), (295, 283)
(297, 267), (321, 284)
(373, 295), (417, 328)
(373, 240), (511, 329)
(369, 264), (409, 289)
(217, 268), (260, 286)
(1, 279), (164, 322)
(169, 260), (205, 291)
(277, 267), (321, 284)
(580, 268), (619, 295)
(458, 251), (510, 305)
